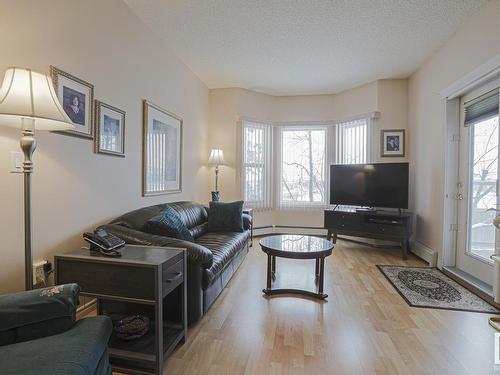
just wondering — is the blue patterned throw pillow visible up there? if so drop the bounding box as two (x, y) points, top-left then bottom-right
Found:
(208, 200), (244, 232)
(145, 205), (194, 242)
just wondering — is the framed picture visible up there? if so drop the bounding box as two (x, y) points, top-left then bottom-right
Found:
(50, 66), (94, 139)
(381, 129), (405, 157)
(94, 100), (125, 157)
(142, 100), (182, 196)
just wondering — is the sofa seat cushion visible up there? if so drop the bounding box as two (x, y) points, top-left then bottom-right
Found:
(0, 315), (112, 375)
(196, 231), (250, 289)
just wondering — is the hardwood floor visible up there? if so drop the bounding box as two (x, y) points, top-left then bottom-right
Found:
(114, 238), (498, 375)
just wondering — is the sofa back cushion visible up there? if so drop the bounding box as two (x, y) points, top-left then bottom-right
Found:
(144, 205), (195, 242)
(110, 201), (208, 238)
(208, 201), (244, 232)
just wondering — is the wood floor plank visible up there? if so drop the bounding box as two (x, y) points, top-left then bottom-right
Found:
(107, 238), (498, 375)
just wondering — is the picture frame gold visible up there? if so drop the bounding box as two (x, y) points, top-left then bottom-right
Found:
(50, 65), (94, 139)
(94, 100), (126, 157)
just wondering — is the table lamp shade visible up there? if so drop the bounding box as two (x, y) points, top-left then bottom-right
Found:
(208, 149), (225, 166)
(0, 67), (74, 130)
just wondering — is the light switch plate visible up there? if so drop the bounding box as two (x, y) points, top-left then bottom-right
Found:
(10, 151), (23, 173)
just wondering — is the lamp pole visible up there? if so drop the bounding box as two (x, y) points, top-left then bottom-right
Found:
(20, 118), (35, 290)
(215, 164), (219, 191)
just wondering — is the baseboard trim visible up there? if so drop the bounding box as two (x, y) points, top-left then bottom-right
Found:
(254, 225), (327, 237)
(411, 241), (438, 267)
(76, 298), (97, 319)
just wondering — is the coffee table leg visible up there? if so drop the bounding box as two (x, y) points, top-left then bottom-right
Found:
(315, 258), (320, 278)
(266, 254), (272, 290)
(272, 255), (276, 279)
(318, 257), (327, 298)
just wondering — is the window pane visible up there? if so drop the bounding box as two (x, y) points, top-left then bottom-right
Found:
(281, 129), (326, 204)
(469, 115), (499, 261)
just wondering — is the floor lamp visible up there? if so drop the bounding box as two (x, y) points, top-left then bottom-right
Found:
(0, 67), (74, 290)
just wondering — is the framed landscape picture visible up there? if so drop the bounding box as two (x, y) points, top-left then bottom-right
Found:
(381, 129), (405, 157)
(94, 100), (125, 157)
(50, 66), (94, 139)
(142, 100), (182, 196)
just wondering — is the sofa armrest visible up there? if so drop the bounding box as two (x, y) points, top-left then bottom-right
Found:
(242, 213), (252, 231)
(100, 224), (213, 268)
(0, 284), (80, 346)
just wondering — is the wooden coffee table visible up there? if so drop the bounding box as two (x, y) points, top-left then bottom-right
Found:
(260, 235), (334, 299)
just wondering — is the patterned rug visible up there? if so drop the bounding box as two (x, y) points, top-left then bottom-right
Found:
(377, 265), (499, 314)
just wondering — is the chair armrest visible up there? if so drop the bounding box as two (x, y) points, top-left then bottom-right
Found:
(0, 284), (80, 346)
(100, 224), (213, 268)
(243, 213), (252, 231)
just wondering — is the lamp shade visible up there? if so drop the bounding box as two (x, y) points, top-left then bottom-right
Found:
(0, 67), (74, 131)
(208, 149), (225, 166)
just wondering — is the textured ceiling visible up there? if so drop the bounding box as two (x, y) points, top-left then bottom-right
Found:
(124, 0), (489, 95)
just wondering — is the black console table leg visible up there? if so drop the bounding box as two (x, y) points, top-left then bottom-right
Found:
(402, 239), (408, 260)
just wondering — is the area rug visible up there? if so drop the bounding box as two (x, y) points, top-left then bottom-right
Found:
(377, 265), (499, 314)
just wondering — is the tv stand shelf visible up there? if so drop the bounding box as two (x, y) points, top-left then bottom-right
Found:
(324, 208), (413, 259)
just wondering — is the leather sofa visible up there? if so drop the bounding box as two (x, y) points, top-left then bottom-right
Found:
(100, 201), (251, 324)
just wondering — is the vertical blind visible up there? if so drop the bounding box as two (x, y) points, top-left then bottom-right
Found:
(335, 118), (369, 164)
(242, 121), (272, 209)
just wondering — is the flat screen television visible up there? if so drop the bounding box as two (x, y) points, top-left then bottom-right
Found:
(330, 163), (409, 209)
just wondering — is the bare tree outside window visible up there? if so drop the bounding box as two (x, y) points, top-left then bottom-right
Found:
(469, 115), (499, 260)
(280, 128), (326, 206)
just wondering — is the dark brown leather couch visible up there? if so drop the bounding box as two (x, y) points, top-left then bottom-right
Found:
(99, 201), (251, 324)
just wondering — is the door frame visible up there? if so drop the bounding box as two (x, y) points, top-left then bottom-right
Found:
(441, 52), (500, 268)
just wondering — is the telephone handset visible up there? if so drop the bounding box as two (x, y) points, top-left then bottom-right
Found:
(83, 228), (125, 257)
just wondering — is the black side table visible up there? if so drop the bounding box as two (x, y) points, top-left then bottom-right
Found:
(55, 245), (187, 375)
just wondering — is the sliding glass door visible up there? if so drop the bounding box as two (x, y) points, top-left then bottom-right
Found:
(456, 85), (499, 284)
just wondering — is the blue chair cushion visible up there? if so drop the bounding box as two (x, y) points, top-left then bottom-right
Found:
(0, 284), (79, 346)
(0, 315), (112, 375)
(144, 205), (194, 242)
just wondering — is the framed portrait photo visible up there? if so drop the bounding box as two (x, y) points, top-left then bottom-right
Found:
(95, 100), (125, 157)
(381, 129), (405, 157)
(142, 100), (182, 196)
(50, 66), (94, 139)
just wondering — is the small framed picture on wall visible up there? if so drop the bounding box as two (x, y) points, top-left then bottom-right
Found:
(94, 100), (125, 157)
(381, 129), (405, 157)
(50, 66), (94, 139)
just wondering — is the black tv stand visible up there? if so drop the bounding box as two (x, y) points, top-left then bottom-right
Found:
(324, 207), (412, 259)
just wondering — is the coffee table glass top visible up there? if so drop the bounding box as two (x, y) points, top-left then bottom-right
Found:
(259, 235), (333, 255)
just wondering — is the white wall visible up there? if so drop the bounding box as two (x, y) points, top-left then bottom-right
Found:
(209, 79), (408, 228)
(408, 0), (500, 258)
(0, 0), (210, 293)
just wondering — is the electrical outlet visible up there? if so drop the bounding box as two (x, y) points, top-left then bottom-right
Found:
(33, 260), (48, 285)
(10, 151), (23, 173)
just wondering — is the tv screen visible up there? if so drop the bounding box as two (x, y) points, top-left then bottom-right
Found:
(330, 163), (409, 209)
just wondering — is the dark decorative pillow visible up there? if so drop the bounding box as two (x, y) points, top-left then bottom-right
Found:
(208, 200), (244, 232)
(144, 205), (194, 242)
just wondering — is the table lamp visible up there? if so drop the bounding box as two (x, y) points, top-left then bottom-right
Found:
(0, 67), (74, 290)
(208, 148), (225, 201)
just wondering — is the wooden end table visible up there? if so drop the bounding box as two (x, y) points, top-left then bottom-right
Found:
(55, 245), (187, 375)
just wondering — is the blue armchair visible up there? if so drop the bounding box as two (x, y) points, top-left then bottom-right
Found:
(0, 284), (112, 375)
